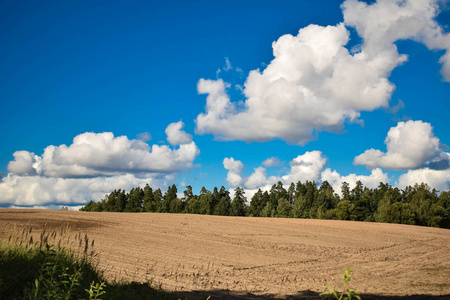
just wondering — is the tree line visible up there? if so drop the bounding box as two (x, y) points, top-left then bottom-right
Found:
(80, 181), (450, 229)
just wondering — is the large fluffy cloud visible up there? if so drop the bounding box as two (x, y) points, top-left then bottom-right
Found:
(0, 174), (163, 207)
(7, 131), (199, 178)
(354, 120), (444, 170)
(342, 0), (450, 81)
(195, 0), (450, 145)
(398, 167), (450, 191)
(354, 119), (450, 190)
(1, 122), (200, 207)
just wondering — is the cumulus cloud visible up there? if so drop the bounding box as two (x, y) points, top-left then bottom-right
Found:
(7, 131), (199, 179)
(1, 126), (200, 207)
(274, 151), (327, 185)
(225, 151), (327, 189)
(245, 167), (267, 189)
(342, 0), (450, 81)
(196, 0), (450, 145)
(398, 168), (450, 191)
(7, 151), (40, 176)
(396, 153), (450, 191)
(262, 157), (283, 167)
(0, 173), (163, 207)
(321, 168), (389, 196)
(224, 151), (391, 198)
(223, 157), (244, 187)
(165, 121), (193, 146)
(354, 120), (444, 170)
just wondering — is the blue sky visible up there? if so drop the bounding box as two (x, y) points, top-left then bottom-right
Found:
(1, 0), (450, 208)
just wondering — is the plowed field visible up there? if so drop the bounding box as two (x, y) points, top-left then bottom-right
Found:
(1, 209), (449, 298)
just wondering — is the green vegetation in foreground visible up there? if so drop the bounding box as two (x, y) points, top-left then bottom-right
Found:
(81, 181), (450, 229)
(321, 267), (360, 300)
(0, 241), (183, 300)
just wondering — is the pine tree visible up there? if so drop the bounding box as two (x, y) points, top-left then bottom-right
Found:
(143, 184), (156, 212)
(125, 187), (144, 212)
(231, 187), (247, 216)
(250, 189), (264, 217)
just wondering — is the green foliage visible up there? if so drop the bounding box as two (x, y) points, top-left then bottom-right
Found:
(320, 267), (360, 300)
(1, 239), (191, 300)
(276, 198), (292, 218)
(0, 241), (103, 300)
(214, 196), (231, 216)
(231, 187), (247, 216)
(124, 187), (144, 212)
(80, 201), (101, 212)
(85, 281), (106, 300)
(249, 189), (269, 217)
(80, 180), (450, 229)
(26, 244), (84, 300)
(336, 200), (354, 221)
(260, 201), (275, 218)
(142, 184), (156, 212)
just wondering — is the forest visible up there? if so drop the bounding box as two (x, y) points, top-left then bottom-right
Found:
(80, 181), (450, 229)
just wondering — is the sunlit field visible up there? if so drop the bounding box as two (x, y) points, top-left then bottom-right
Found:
(1, 209), (449, 298)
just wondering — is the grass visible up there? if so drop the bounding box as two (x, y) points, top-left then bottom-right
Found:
(0, 226), (191, 300)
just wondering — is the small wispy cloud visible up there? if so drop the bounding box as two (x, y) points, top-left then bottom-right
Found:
(137, 132), (152, 142)
(262, 157), (283, 167)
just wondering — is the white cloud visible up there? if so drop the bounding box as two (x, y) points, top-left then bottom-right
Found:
(237, 150), (449, 196)
(225, 151), (327, 189)
(262, 157), (283, 167)
(321, 168), (389, 196)
(0, 173), (163, 207)
(223, 157), (244, 187)
(342, 0), (450, 81)
(7, 151), (40, 176)
(225, 151), (391, 198)
(280, 151), (327, 184)
(6, 132), (199, 178)
(136, 132), (152, 142)
(398, 168), (450, 191)
(1, 127), (200, 207)
(224, 57), (232, 71)
(225, 149), (450, 197)
(196, 0), (450, 145)
(216, 57), (243, 78)
(165, 121), (193, 146)
(245, 167), (267, 189)
(354, 120), (444, 170)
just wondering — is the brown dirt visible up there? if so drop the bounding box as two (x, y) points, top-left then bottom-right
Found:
(1, 209), (449, 298)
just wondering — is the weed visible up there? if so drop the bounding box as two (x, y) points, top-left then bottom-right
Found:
(320, 267), (361, 300)
(85, 281), (106, 300)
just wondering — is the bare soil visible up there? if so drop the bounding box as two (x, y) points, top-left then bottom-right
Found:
(1, 209), (449, 298)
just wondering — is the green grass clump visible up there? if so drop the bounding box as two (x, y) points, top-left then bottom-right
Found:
(0, 241), (105, 300)
(0, 231), (185, 300)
